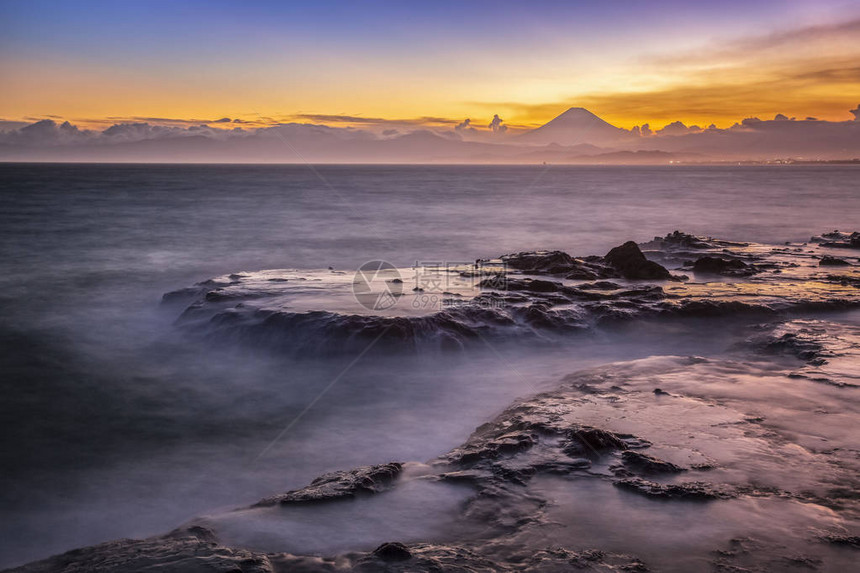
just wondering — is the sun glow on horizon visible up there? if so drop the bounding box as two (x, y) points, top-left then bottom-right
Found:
(1, 1), (858, 133)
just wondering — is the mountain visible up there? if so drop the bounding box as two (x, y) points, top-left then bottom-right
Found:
(518, 107), (632, 146)
(2, 108), (858, 163)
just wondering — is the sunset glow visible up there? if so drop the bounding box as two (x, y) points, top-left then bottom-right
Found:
(2, 0), (859, 131)
(3, 2), (860, 570)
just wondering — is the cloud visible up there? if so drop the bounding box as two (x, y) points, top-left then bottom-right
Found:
(655, 121), (701, 135)
(630, 123), (654, 137)
(0, 119), (242, 147)
(0, 120), (31, 132)
(290, 114), (460, 127)
(479, 19), (860, 129)
(2, 105), (857, 163)
(82, 115), (271, 129)
(498, 59), (859, 128)
(488, 114), (507, 133)
(6, 119), (92, 144)
(851, 105), (860, 121)
(102, 122), (189, 142)
(575, 63), (858, 126)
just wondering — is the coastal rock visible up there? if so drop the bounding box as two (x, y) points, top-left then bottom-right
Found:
(812, 230), (860, 249)
(5, 526), (289, 573)
(162, 230), (860, 355)
(819, 255), (851, 266)
(692, 256), (755, 276)
(820, 533), (860, 548)
(620, 451), (685, 474)
(577, 280), (622, 290)
(563, 426), (629, 456)
(654, 230), (713, 249)
(371, 542), (413, 561)
(254, 462), (402, 506)
(499, 250), (611, 281)
(746, 319), (860, 388)
(825, 274), (860, 288)
(357, 543), (649, 573)
(500, 251), (577, 274)
(354, 543), (506, 572)
(745, 321), (831, 363)
(491, 277), (563, 293)
(604, 241), (672, 280)
(614, 477), (735, 500)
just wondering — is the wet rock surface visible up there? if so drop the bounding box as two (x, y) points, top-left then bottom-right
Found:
(820, 255), (851, 266)
(160, 230), (860, 355)
(6, 526), (308, 573)
(811, 230), (860, 249)
(254, 463), (402, 506)
(499, 250), (579, 275)
(618, 451), (686, 475)
(744, 319), (860, 387)
(691, 256), (757, 276)
(614, 478), (734, 500)
(604, 241), (673, 280)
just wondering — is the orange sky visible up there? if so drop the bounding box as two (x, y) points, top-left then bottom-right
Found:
(1, 2), (858, 131)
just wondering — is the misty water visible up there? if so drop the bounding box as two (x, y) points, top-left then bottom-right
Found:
(1, 164), (858, 569)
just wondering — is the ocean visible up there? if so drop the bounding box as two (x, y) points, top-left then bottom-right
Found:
(1, 163), (858, 570)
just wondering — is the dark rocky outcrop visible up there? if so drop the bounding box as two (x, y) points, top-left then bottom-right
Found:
(488, 277), (562, 293)
(161, 230), (860, 355)
(371, 542), (413, 562)
(354, 543), (650, 572)
(8, 529), (655, 573)
(500, 251), (577, 274)
(577, 280), (622, 290)
(744, 320), (833, 364)
(6, 526), (298, 573)
(254, 463), (402, 506)
(563, 426), (629, 457)
(819, 255), (851, 266)
(655, 230), (713, 249)
(604, 241), (672, 280)
(825, 274), (860, 288)
(614, 478), (735, 501)
(499, 250), (608, 281)
(692, 256), (755, 276)
(619, 451), (686, 475)
(812, 230), (860, 249)
(820, 533), (860, 549)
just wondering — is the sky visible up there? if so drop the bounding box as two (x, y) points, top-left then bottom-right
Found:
(1, 0), (859, 131)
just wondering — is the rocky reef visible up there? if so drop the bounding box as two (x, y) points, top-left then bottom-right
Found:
(253, 463), (403, 507)
(160, 231), (860, 355)
(811, 230), (860, 249)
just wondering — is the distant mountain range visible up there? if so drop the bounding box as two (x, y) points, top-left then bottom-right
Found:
(1, 106), (858, 163)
